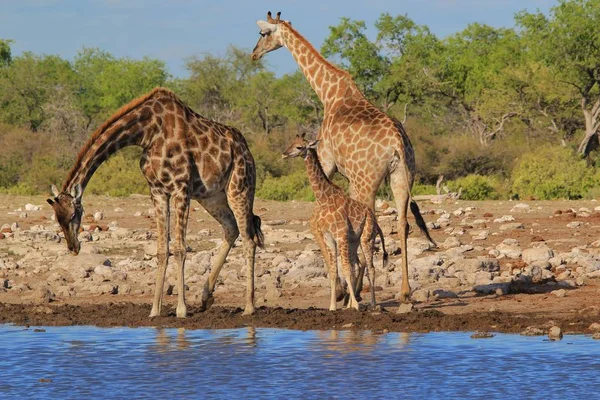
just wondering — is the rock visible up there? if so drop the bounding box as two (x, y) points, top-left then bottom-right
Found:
(567, 221), (583, 229)
(496, 243), (522, 259)
(551, 289), (567, 298)
(593, 333), (600, 340)
(470, 230), (489, 240)
(397, 303), (414, 314)
(93, 211), (104, 221)
(440, 236), (461, 249)
(31, 286), (54, 304)
(510, 203), (531, 212)
(411, 288), (430, 302)
(114, 207), (124, 212)
(134, 211), (142, 217)
(499, 222), (524, 231)
(19, 212), (27, 218)
(470, 332), (494, 339)
(25, 203), (42, 211)
(493, 215), (515, 223)
(548, 326), (563, 341)
(265, 219), (286, 226)
(522, 246), (554, 265)
(588, 322), (600, 332)
(521, 326), (545, 336)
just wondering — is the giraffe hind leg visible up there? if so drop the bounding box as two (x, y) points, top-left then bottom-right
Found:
(196, 193), (239, 312)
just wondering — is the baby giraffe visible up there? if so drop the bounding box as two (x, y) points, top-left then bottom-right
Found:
(283, 134), (388, 310)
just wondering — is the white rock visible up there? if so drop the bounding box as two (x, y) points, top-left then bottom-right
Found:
(440, 236), (461, 250)
(567, 221), (583, 229)
(522, 246), (554, 264)
(499, 222), (524, 231)
(510, 203), (531, 212)
(493, 215), (515, 223)
(93, 211), (104, 221)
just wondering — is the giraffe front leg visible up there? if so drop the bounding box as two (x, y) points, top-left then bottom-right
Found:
(172, 193), (191, 318)
(311, 211), (346, 302)
(150, 191), (169, 318)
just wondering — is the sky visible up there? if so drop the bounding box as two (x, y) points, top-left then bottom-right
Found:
(1, 0), (554, 78)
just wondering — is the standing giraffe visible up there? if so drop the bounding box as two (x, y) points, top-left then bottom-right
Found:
(46, 87), (264, 317)
(251, 11), (435, 306)
(283, 134), (388, 310)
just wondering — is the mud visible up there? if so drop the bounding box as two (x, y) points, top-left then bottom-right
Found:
(1, 298), (598, 334)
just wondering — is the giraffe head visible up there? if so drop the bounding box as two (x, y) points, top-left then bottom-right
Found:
(47, 184), (83, 255)
(251, 11), (288, 60)
(282, 133), (319, 159)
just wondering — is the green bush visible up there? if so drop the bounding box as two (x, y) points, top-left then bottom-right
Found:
(511, 146), (596, 200)
(256, 170), (314, 201)
(86, 148), (148, 197)
(411, 183), (437, 196)
(447, 174), (504, 200)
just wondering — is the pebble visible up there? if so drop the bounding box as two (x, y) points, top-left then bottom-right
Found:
(551, 289), (566, 298)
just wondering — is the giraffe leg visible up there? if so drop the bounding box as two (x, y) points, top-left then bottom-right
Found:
(361, 223), (377, 309)
(311, 210), (346, 301)
(348, 186), (377, 303)
(171, 192), (191, 318)
(327, 240), (338, 312)
(197, 193), (239, 312)
(390, 173), (412, 306)
(149, 191), (170, 318)
(228, 190), (259, 316)
(338, 236), (360, 311)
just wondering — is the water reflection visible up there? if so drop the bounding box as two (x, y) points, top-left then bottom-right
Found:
(1, 325), (599, 399)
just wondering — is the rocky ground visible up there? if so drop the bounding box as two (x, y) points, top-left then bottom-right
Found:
(2, 193), (600, 337)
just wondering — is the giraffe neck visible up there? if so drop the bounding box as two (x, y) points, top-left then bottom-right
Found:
(62, 107), (154, 194)
(279, 23), (362, 110)
(304, 148), (335, 204)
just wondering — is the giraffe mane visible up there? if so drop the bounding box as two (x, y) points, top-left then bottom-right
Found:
(281, 21), (353, 81)
(62, 87), (174, 191)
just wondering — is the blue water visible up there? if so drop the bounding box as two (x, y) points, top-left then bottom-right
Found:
(0, 326), (599, 399)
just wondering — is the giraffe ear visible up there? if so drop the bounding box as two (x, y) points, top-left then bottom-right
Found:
(307, 140), (320, 149)
(257, 20), (277, 33)
(300, 132), (306, 139)
(51, 184), (60, 198)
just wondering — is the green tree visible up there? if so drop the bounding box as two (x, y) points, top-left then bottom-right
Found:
(0, 39), (13, 66)
(73, 47), (169, 125)
(0, 52), (74, 130)
(516, 0), (600, 155)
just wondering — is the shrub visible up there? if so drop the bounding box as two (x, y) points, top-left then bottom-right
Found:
(256, 170), (314, 201)
(511, 146), (596, 200)
(86, 148), (148, 197)
(447, 174), (504, 200)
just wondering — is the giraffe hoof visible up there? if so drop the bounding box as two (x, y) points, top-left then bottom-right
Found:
(242, 306), (255, 316)
(176, 306), (187, 319)
(199, 295), (215, 312)
(149, 309), (160, 318)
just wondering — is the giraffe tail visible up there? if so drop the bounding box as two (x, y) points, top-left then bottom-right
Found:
(376, 223), (389, 270)
(252, 215), (265, 249)
(409, 200), (437, 248)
